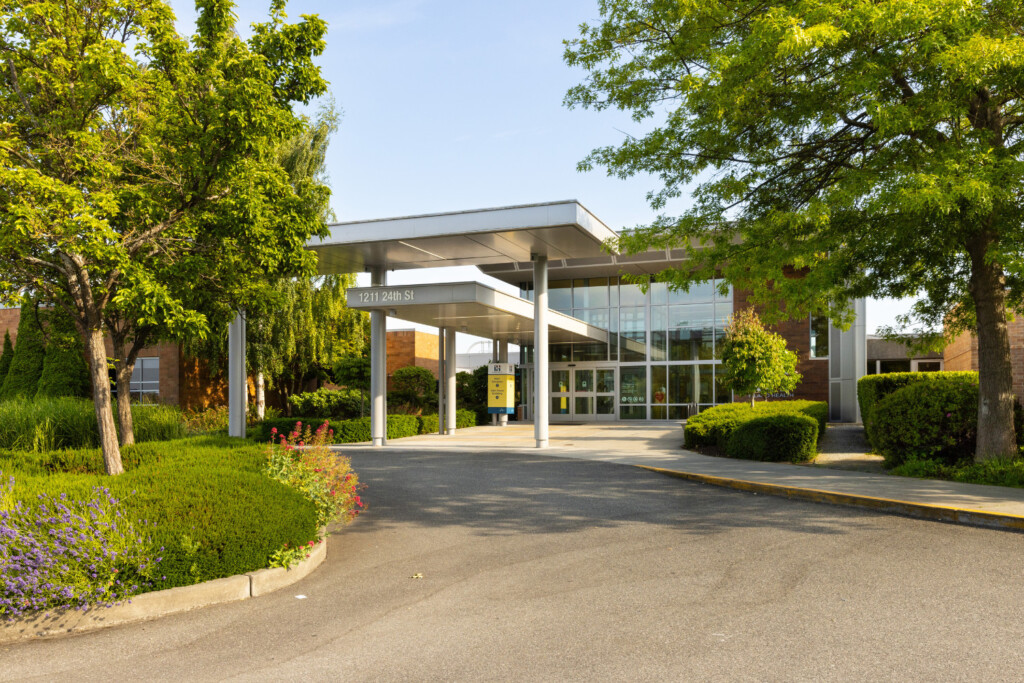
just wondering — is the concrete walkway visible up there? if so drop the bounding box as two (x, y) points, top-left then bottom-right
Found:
(337, 423), (1024, 529)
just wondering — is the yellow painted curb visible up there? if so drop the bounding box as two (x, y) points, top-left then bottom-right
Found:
(637, 465), (1024, 532)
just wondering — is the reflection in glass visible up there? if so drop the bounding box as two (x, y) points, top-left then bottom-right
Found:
(619, 307), (647, 362)
(575, 397), (594, 415)
(620, 405), (646, 420)
(551, 370), (569, 393)
(669, 304), (714, 361)
(810, 315), (829, 358)
(549, 280), (573, 312)
(650, 365), (667, 405)
(696, 363), (714, 403)
(597, 396), (615, 415)
(714, 367), (731, 405)
(651, 306), (667, 361)
(573, 278), (609, 308)
(619, 281), (647, 306)
(651, 405), (667, 420)
(668, 280), (714, 304)
(669, 365), (696, 405)
(713, 308), (730, 359)
(651, 281), (668, 305)
(574, 369), (593, 393)
(596, 369), (615, 393)
(549, 344), (572, 362)
(619, 366), (646, 407)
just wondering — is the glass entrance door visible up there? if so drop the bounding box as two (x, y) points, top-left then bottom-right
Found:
(551, 367), (617, 421)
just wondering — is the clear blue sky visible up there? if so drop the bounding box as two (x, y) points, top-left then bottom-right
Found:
(167, 0), (913, 344)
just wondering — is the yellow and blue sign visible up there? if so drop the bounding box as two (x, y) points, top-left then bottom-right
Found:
(487, 362), (515, 415)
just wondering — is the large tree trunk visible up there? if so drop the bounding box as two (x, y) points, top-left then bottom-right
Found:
(256, 372), (266, 420)
(84, 327), (124, 475)
(967, 233), (1017, 461)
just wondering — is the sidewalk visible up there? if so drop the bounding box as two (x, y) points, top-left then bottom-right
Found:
(337, 423), (1024, 531)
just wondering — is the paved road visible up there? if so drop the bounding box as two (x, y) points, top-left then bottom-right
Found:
(4, 451), (1024, 681)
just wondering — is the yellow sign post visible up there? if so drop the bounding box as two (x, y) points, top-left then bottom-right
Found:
(487, 363), (515, 415)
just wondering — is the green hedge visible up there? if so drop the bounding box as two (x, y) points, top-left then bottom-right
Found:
(858, 371), (978, 448)
(0, 398), (186, 451)
(253, 409), (478, 444)
(286, 387), (364, 420)
(3, 437), (319, 590)
(684, 400), (828, 451)
(872, 381), (981, 467)
(726, 413), (819, 463)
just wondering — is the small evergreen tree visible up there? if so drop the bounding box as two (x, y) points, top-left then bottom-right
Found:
(390, 366), (438, 412)
(0, 331), (13, 387)
(719, 309), (801, 408)
(36, 307), (92, 399)
(0, 304), (46, 400)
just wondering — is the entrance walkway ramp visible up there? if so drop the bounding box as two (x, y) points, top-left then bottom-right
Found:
(337, 423), (1024, 532)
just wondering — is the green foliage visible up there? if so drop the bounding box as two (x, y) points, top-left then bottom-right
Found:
(890, 456), (1024, 489)
(456, 365), (491, 424)
(390, 366), (438, 411)
(0, 331), (13, 384)
(0, 398), (185, 452)
(4, 437), (319, 590)
(726, 413), (819, 463)
(0, 307), (46, 401)
(287, 387), (364, 420)
(253, 410), (477, 444)
(858, 371), (979, 448)
(35, 308), (91, 399)
(872, 381), (982, 468)
(333, 352), (371, 416)
(417, 409), (478, 434)
(564, 0), (1024, 459)
(719, 309), (801, 405)
(684, 401), (827, 451)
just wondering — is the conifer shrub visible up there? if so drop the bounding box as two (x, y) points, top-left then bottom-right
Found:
(0, 306), (46, 401)
(35, 308), (91, 399)
(0, 331), (13, 384)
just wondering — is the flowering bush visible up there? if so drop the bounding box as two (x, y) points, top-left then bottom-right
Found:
(265, 421), (365, 529)
(268, 539), (321, 569)
(0, 474), (157, 620)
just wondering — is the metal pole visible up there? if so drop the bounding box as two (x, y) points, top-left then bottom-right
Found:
(228, 310), (247, 438)
(498, 340), (509, 427)
(370, 268), (387, 447)
(438, 328), (446, 435)
(491, 339), (499, 425)
(445, 327), (457, 435)
(534, 255), (549, 448)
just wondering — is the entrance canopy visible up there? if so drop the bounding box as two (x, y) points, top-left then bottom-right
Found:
(311, 200), (618, 274)
(347, 281), (608, 346)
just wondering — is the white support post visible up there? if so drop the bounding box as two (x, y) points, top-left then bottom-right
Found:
(438, 328), (446, 435)
(228, 311), (247, 438)
(491, 339), (499, 425)
(445, 327), (457, 435)
(534, 255), (549, 448)
(370, 268), (387, 447)
(498, 340), (509, 427)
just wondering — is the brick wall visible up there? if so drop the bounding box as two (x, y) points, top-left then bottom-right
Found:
(414, 330), (440, 377)
(947, 319), (1024, 401)
(732, 290), (830, 403)
(0, 308), (20, 345)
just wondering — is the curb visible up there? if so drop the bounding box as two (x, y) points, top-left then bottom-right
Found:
(0, 534), (328, 644)
(638, 465), (1024, 533)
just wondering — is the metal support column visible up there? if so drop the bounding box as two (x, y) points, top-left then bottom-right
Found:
(491, 339), (499, 425)
(370, 268), (387, 447)
(498, 340), (509, 427)
(445, 326), (457, 435)
(533, 255), (549, 448)
(438, 328), (446, 435)
(228, 311), (247, 438)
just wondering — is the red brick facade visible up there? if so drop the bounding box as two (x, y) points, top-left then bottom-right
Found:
(945, 320), (1024, 402)
(386, 329), (440, 389)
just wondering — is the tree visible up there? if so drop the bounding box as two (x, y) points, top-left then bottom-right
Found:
(36, 306), (92, 399)
(719, 310), (801, 408)
(334, 353), (371, 418)
(0, 1), (329, 473)
(0, 303), (46, 401)
(0, 331), (13, 387)
(565, 0), (1024, 460)
(390, 366), (438, 412)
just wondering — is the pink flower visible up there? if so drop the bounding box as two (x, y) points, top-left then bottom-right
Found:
(271, 427), (278, 435)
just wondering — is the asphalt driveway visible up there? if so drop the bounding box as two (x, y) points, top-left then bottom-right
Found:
(3, 450), (1024, 681)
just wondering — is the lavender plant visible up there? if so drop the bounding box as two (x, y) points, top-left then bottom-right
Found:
(0, 474), (157, 620)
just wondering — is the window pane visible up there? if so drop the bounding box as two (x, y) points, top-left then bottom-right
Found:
(597, 395), (615, 415)
(810, 316), (829, 358)
(715, 279), (733, 302)
(651, 306), (667, 361)
(669, 365), (696, 405)
(549, 344), (572, 362)
(552, 396), (570, 415)
(650, 365), (667, 405)
(713, 308), (730, 360)
(714, 367), (731, 404)
(668, 280), (714, 304)
(619, 366), (646, 406)
(574, 369), (593, 393)
(619, 307), (647, 362)
(596, 369), (615, 393)
(669, 304), (714, 361)
(620, 405), (647, 420)
(549, 280), (572, 312)
(696, 364), (714, 403)
(142, 359), (159, 382)
(575, 396), (594, 415)
(619, 281), (647, 306)
(650, 281), (668, 305)
(573, 278), (609, 308)
(573, 343), (608, 362)
(552, 370), (569, 393)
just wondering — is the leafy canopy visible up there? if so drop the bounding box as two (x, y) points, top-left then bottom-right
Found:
(564, 0), (1024, 334)
(718, 309), (801, 406)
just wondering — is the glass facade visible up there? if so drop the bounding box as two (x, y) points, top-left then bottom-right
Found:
(520, 276), (733, 420)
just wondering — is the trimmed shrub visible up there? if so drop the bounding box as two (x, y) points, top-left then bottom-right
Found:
(286, 387), (364, 420)
(419, 414), (439, 434)
(4, 437), (320, 592)
(35, 308), (90, 399)
(684, 400), (827, 451)
(726, 413), (819, 463)
(254, 409), (474, 444)
(0, 331), (13, 385)
(872, 381), (980, 468)
(456, 409), (477, 429)
(390, 366), (438, 410)
(0, 306), (46, 401)
(0, 398), (185, 451)
(858, 371), (978, 448)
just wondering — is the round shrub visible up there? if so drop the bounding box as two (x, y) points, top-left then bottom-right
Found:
(871, 380), (979, 468)
(858, 371), (978, 448)
(725, 413), (819, 462)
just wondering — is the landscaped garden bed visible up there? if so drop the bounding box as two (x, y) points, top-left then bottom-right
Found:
(683, 400), (828, 463)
